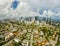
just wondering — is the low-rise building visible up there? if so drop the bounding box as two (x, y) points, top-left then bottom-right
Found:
(5, 33), (15, 42)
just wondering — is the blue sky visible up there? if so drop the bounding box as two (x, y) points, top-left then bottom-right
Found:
(11, 0), (60, 13)
(0, 0), (60, 18)
(11, 0), (19, 9)
(0, 0), (60, 12)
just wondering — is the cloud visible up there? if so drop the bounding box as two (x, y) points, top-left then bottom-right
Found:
(0, 0), (60, 20)
(0, 1), (41, 20)
(22, 0), (60, 12)
(0, 0), (14, 14)
(0, 0), (60, 13)
(23, 0), (60, 17)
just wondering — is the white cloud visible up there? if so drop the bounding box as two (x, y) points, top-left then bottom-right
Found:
(0, 0), (14, 14)
(28, 0), (60, 8)
(0, 1), (41, 20)
(0, 0), (60, 20)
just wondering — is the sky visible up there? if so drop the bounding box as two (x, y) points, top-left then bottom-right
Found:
(24, 0), (60, 12)
(0, 0), (60, 11)
(0, 0), (60, 19)
(11, 0), (19, 9)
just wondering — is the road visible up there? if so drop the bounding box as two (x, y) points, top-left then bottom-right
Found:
(2, 30), (21, 46)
